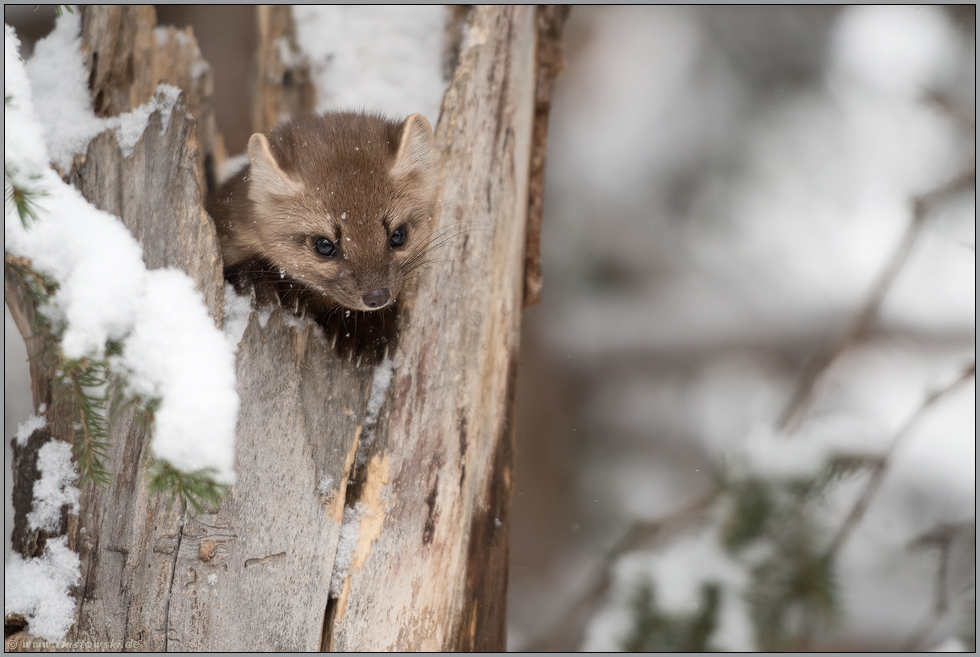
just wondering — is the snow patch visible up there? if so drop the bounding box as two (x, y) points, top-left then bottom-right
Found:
(217, 152), (250, 185)
(222, 282), (253, 352)
(317, 474), (335, 498)
(831, 6), (959, 97)
(365, 358), (396, 426)
(24, 13), (183, 170)
(15, 414), (47, 446)
(292, 6), (448, 127)
(255, 306), (273, 329)
(330, 501), (366, 595)
(27, 440), (80, 532)
(356, 358), (396, 464)
(6, 25), (238, 484)
(119, 271), (239, 484)
(4, 537), (81, 642)
(583, 526), (754, 652)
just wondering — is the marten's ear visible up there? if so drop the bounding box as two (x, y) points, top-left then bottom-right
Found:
(391, 114), (438, 185)
(247, 133), (304, 200)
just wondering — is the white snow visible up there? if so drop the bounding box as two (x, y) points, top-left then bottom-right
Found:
(217, 152), (250, 185)
(831, 6), (959, 97)
(15, 414), (47, 446)
(221, 282), (253, 351)
(317, 474), (335, 498)
(118, 270), (239, 484)
(364, 358), (396, 427)
(330, 501), (365, 595)
(292, 6), (448, 127)
(24, 12), (183, 171)
(27, 440), (80, 532)
(582, 525), (754, 651)
(355, 357), (396, 464)
(6, 24), (238, 484)
(111, 85), (182, 156)
(4, 536), (81, 642)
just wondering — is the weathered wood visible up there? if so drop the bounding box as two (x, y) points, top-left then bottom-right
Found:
(69, 100), (224, 321)
(324, 6), (537, 650)
(523, 6), (570, 308)
(252, 5), (316, 134)
(80, 5), (224, 192)
(165, 312), (373, 651)
(7, 4), (556, 651)
(63, 102), (223, 651)
(81, 5), (157, 118)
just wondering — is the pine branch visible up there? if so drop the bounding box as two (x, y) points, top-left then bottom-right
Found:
(827, 362), (976, 559)
(33, 5), (73, 17)
(56, 357), (113, 487)
(779, 158), (976, 432)
(147, 459), (231, 515)
(5, 166), (47, 228)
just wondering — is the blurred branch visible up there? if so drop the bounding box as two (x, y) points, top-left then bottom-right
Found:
(901, 520), (975, 651)
(524, 489), (718, 652)
(826, 361), (976, 560)
(524, 5), (571, 308)
(927, 90), (976, 131)
(778, 156), (976, 432)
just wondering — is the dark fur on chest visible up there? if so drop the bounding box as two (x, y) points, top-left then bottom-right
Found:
(225, 256), (398, 364)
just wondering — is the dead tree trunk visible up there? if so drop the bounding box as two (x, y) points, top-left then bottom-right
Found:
(5, 5), (567, 651)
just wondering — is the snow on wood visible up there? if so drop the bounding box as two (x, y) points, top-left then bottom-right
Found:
(5, 12), (239, 646)
(6, 21), (238, 483)
(8, 5), (558, 650)
(26, 440), (80, 532)
(4, 537), (81, 643)
(14, 414), (46, 446)
(293, 6), (448, 127)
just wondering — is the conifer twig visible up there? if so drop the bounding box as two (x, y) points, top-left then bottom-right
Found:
(525, 489), (718, 651)
(827, 362), (975, 559)
(779, 159), (975, 432)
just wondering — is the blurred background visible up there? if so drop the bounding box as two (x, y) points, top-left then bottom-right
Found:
(5, 5), (976, 652)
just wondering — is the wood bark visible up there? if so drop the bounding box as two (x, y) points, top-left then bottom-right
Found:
(81, 5), (225, 192)
(5, 4), (559, 651)
(251, 5), (317, 135)
(523, 6), (570, 308)
(326, 5), (536, 650)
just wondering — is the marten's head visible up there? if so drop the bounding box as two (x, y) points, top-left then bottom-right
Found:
(242, 112), (439, 311)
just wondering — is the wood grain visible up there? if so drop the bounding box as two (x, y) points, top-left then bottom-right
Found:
(6, 4), (551, 651)
(325, 6), (537, 650)
(523, 6), (571, 308)
(252, 5), (316, 134)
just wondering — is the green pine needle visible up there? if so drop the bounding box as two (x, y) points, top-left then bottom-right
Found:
(622, 580), (721, 652)
(5, 167), (47, 228)
(55, 357), (114, 487)
(147, 460), (231, 515)
(724, 478), (773, 552)
(33, 5), (73, 16)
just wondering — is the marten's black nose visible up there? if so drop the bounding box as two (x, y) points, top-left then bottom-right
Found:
(363, 288), (391, 309)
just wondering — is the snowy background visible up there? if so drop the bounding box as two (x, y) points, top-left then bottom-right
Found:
(507, 6), (975, 652)
(5, 5), (976, 651)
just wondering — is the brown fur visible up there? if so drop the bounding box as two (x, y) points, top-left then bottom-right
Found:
(206, 112), (440, 361)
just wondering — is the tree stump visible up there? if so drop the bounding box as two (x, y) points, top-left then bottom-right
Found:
(5, 4), (568, 651)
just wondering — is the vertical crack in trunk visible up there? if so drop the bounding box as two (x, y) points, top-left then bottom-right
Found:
(161, 514), (186, 652)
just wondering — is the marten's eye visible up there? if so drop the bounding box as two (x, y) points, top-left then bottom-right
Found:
(314, 237), (337, 257)
(390, 225), (408, 248)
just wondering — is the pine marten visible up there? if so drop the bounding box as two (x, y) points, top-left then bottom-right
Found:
(207, 112), (440, 363)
